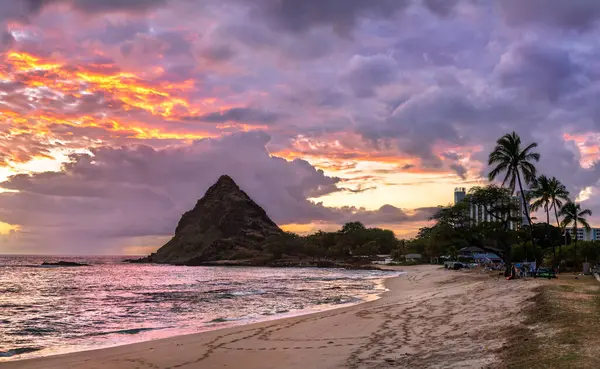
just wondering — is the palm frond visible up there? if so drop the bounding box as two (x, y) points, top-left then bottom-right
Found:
(579, 218), (592, 230)
(530, 198), (545, 211)
(520, 161), (537, 184)
(488, 162), (508, 181)
(521, 141), (539, 154)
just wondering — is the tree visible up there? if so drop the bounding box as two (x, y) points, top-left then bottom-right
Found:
(559, 201), (592, 269)
(547, 177), (570, 262)
(341, 222), (366, 234)
(468, 185), (522, 265)
(530, 175), (556, 262)
(429, 200), (471, 228)
(488, 131), (540, 260)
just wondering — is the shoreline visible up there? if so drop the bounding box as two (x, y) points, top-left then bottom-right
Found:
(1, 268), (402, 363)
(3, 265), (543, 368)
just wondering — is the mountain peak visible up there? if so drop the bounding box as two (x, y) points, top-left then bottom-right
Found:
(148, 175), (282, 265)
(216, 174), (237, 186)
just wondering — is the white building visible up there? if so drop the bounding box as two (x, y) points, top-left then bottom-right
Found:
(454, 187), (466, 204)
(404, 254), (422, 262)
(371, 255), (393, 265)
(454, 188), (527, 230)
(566, 228), (600, 241)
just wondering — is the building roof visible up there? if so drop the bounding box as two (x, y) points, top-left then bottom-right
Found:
(458, 246), (485, 253)
(473, 253), (502, 260)
(371, 255), (391, 261)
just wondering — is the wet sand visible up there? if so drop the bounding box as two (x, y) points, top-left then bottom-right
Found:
(4, 265), (541, 369)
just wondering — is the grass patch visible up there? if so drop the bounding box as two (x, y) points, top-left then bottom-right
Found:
(499, 275), (600, 369)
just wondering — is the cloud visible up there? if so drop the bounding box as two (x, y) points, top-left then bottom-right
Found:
(441, 152), (462, 161)
(2, 0), (600, 252)
(62, 0), (168, 14)
(449, 163), (467, 180)
(496, 42), (587, 102)
(96, 19), (149, 45)
(0, 132), (429, 253)
(342, 54), (398, 97)
(499, 0), (600, 31)
(332, 204), (436, 225)
(423, 0), (460, 17)
(183, 108), (282, 125)
(244, 0), (410, 35)
(194, 43), (236, 63)
(0, 31), (15, 51)
(0, 0), (168, 24)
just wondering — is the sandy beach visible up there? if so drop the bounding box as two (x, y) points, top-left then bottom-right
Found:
(3, 265), (542, 369)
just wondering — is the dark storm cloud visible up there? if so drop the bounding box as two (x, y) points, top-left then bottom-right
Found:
(119, 33), (169, 58)
(0, 0), (168, 21)
(423, 0), (460, 17)
(195, 43), (236, 63)
(342, 54), (398, 97)
(244, 0), (410, 35)
(357, 88), (475, 168)
(499, 0), (600, 31)
(184, 108), (282, 125)
(497, 43), (587, 102)
(96, 20), (149, 45)
(215, 21), (340, 61)
(64, 0), (168, 14)
(334, 204), (436, 225)
(0, 31), (15, 51)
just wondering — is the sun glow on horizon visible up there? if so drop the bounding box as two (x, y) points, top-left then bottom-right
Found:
(0, 222), (20, 235)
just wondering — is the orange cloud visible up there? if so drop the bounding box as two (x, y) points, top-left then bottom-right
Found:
(564, 132), (600, 167)
(0, 51), (235, 166)
(7, 52), (199, 118)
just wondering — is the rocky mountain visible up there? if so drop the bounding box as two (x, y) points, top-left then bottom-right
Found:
(145, 175), (283, 265)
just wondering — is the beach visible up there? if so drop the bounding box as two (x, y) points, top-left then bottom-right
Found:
(3, 265), (542, 369)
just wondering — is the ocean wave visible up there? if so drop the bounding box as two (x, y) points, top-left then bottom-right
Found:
(208, 317), (246, 323)
(0, 287), (21, 293)
(0, 347), (42, 357)
(207, 289), (267, 298)
(304, 276), (349, 281)
(9, 327), (57, 336)
(315, 296), (362, 305)
(82, 327), (167, 337)
(230, 289), (266, 296)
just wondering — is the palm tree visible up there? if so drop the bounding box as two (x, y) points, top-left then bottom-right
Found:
(559, 201), (592, 269)
(547, 177), (570, 263)
(488, 132), (540, 260)
(530, 175), (555, 260)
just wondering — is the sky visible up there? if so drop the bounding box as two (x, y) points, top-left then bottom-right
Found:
(0, 0), (599, 255)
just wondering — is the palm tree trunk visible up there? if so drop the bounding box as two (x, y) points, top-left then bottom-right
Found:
(553, 202), (563, 267)
(574, 221), (578, 270)
(546, 205), (555, 264)
(516, 171), (535, 261)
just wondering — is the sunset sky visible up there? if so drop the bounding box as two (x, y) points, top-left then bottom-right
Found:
(0, 0), (599, 255)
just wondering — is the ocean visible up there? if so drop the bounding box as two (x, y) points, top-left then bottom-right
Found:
(0, 255), (400, 361)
